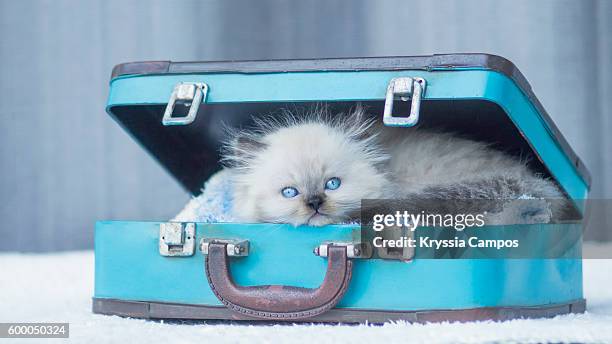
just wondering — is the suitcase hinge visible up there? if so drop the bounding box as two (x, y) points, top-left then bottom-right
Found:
(383, 77), (426, 127)
(159, 222), (196, 257)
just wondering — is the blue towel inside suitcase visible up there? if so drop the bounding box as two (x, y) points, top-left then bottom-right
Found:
(173, 169), (236, 223)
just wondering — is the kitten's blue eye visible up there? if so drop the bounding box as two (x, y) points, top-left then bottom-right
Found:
(281, 187), (299, 198)
(325, 177), (341, 190)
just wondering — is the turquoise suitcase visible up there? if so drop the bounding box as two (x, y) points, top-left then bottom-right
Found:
(94, 54), (590, 323)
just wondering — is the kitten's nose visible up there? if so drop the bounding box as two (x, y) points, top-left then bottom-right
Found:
(307, 195), (324, 211)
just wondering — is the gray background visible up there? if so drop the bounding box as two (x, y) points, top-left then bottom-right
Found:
(1, 0), (610, 251)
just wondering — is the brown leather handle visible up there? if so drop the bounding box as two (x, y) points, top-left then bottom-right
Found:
(205, 242), (353, 320)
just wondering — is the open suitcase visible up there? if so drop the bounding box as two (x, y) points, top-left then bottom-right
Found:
(93, 54), (590, 323)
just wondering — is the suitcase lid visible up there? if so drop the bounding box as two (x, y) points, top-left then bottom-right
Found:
(106, 54), (590, 202)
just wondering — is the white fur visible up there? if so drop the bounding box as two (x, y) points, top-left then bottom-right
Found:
(225, 108), (389, 226)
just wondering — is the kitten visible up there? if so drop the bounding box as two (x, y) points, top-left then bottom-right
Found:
(221, 107), (566, 226)
(222, 110), (391, 226)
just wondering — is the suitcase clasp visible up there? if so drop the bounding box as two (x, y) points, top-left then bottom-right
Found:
(159, 222), (196, 256)
(383, 77), (426, 127)
(162, 82), (208, 126)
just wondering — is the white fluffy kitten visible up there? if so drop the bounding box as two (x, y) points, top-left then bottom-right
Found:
(223, 110), (390, 226)
(222, 108), (565, 226)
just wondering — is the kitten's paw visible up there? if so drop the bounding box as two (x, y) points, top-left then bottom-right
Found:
(484, 199), (552, 225)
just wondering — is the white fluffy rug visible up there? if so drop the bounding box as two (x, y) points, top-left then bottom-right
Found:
(1, 247), (612, 343)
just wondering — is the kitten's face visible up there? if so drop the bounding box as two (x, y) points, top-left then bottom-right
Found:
(229, 121), (388, 226)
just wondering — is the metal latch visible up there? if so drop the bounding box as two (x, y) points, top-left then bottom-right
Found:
(383, 77), (426, 127)
(314, 242), (372, 259)
(162, 82), (208, 126)
(159, 222), (196, 256)
(376, 225), (415, 262)
(200, 238), (250, 257)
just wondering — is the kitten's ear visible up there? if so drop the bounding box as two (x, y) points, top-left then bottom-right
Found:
(351, 103), (366, 120)
(343, 104), (377, 141)
(236, 135), (266, 152)
(221, 131), (267, 168)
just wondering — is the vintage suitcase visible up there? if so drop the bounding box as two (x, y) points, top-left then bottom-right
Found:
(93, 54), (590, 323)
